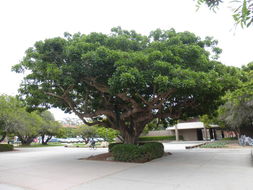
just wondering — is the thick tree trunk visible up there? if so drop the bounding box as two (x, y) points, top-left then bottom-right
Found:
(42, 135), (52, 145)
(41, 135), (45, 145)
(120, 128), (139, 144)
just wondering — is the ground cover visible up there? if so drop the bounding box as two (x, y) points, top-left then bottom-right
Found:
(200, 140), (252, 148)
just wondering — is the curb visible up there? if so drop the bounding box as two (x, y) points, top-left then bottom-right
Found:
(185, 142), (207, 149)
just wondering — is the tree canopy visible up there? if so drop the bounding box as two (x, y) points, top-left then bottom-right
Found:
(13, 27), (240, 143)
(196, 0), (253, 27)
(218, 63), (253, 135)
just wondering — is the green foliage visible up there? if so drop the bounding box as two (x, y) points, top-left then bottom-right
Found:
(111, 142), (164, 162)
(138, 135), (183, 142)
(96, 127), (119, 142)
(76, 125), (97, 144)
(200, 141), (228, 148)
(13, 27), (239, 144)
(112, 144), (142, 162)
(108, 142), (123, 152)
(196, 0), (253, 27)
(38, 111), (61, 144)
(0, 95), (62, 145)
(56, 127), (76, 138)
(0, 144), (14, 151)
(142, 118), (176, 135)
(0, 95), (23, 142)
(218, 63), (253, 133)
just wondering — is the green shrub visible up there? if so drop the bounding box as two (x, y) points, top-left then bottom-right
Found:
(138, 135), (183, 142)
(111, 142), (164, 162)
(111, 144), (143, 162)
(108, 143), (123, 152)
(0, 144), (14, 152)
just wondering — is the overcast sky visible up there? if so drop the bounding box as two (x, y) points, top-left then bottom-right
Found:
(0, 0), (252, 120)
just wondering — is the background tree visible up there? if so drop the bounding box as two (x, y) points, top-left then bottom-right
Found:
(56, 127), (77, 139)
(218, 62), (253, 137)
(196, 0), (253, 27)
(96, 126), (119, 142)
(11, 109), (42, 145)
(76, 125), (97, 144)
(38, 111), (61, 145)
(0, 95), (24, 142)
(13, 27), (240, 144)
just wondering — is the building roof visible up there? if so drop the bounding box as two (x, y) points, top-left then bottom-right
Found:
(166, 122), (219, 130)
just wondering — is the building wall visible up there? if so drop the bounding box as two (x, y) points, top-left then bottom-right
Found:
(143, 130), (174, 137)
(179, 129), (198, 141)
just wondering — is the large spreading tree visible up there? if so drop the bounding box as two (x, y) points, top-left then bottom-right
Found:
(13, 27), (239, 144)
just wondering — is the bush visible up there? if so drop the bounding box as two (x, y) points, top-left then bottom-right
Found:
(111, 142), (164, 162)
(108, 143), (123, 152)
(0, 144), (14, 152)
(138, 135), (183, 142)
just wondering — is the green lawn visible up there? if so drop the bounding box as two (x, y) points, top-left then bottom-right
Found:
(18, 143), (65, 148)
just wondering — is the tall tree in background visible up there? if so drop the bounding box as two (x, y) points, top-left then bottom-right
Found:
(13, 27), (240, 144)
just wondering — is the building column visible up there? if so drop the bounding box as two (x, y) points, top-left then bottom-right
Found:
(175, 124), (179, 141)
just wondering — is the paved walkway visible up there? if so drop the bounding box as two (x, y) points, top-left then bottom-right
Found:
(0, 144), (252, 190)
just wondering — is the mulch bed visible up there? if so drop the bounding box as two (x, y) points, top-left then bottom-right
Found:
(79, 152), (172, 163)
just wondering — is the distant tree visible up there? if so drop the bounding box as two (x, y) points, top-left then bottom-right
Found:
(0, 95), (24, 142)
(56, 127), (76, 138)
(13, 27), (240, 144)
(76, 125), (97, 144)
(196, 0), (253, 27)
(96, 126), (119, 142)
(11, 110), (42, 145)
(38, 111), (61, 145)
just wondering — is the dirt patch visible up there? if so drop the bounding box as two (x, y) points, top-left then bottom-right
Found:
(79, 152), (172, 163)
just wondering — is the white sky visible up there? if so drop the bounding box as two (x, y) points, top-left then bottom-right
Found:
(0, 0), (252, 121)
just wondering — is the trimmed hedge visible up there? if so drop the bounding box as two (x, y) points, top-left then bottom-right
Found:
(0, 144), (14, 152)
(111, 142), (164, 162)
(108, 143), (123, 152)
(138, 135), (183, 142)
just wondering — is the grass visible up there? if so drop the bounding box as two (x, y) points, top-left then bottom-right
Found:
(18, 143), (65, 148)
(200, 141), (229, 148)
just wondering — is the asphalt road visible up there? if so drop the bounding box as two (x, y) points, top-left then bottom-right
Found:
(0, 143), (252, 190)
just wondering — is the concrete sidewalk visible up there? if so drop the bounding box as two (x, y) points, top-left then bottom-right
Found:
(0, 145), (252, 190)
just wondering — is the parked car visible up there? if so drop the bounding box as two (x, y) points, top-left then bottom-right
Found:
(48, 138), (59, 143)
